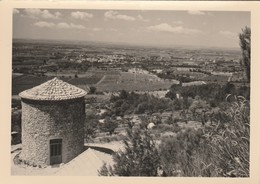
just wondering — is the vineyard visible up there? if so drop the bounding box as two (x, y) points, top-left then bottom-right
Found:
(12, 70), (178, 95)
(96, 72), (178, 92)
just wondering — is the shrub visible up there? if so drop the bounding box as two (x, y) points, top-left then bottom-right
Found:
(100, 129), (161, 176)
(158, 96), (249, 177)
(203, 96), (249, 177)
(89, 86), (97, 94)
(99, 96), (249, 177)
(159, 128), (212, 176)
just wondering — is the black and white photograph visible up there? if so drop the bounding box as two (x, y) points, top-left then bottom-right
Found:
(8, 5), (252, 178)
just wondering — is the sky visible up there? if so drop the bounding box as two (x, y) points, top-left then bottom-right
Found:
(13, 9), (250, 48)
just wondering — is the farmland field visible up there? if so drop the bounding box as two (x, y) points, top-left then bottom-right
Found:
(12, 72), (105, 95)
(12, 75), (54, 95)
(202, 75), (230, 83)
(96, 71), (178, 92)
(12, 69), (178, 95)
(68, 73), (104, 86)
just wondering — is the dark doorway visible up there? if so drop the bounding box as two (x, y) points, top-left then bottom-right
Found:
(50, 139), (62, 165)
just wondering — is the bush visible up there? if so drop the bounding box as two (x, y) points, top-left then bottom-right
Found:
(100, 129), (161, 176)
(154, 123), (180, 134)
(159, 128), (211, 176)
(158, 96), (250, 177)
(89, 86), (97, 94)
(97, 134), (126, 143)
(99, 118), (118, 135)
(203, 96), (249, 177)
(99, 96), (249, 177)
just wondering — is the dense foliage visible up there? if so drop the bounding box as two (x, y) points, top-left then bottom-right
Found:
(202, 96), (250, 177)
(100, 96), (249, 177)
(99, 129), (161, 176)
(110, 90), (174, 116)
(157, 72), (194, 82)
(159, 97), (249, 177)
(239, 26), (251, 82)
(166, 82), (250, 104)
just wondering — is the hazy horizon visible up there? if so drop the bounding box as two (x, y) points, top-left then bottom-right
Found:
(13, 37), (242, 51)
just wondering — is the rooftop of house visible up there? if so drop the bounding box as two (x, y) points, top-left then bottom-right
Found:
(19, 77), (87, 101)
(54, 148), (114, 176)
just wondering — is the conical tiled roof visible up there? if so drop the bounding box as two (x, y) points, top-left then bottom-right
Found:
(19, 77), (87, 101)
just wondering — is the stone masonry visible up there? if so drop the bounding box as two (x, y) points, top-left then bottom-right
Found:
(19, 78), (87, 167)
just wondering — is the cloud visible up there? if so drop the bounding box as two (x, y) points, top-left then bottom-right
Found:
(41, 10), (59, 19)
(219, 30), (237, 38)
(56, 22), (85, 29)
(54, 12), (62, 18)
(104, 10), (135, 21)
(107, 28), (117, 32)
(70, 23), (86, 29)
(91, 27), (102, 32)
(56, 22), (70, 29)
(23, 9), (62, 19)
(34, 21), (85, 29)
(34, 21), (55, 28)
(188, 10), (206, 15)
(71, 11), (93, 20)
(24, 8), (42, 18)
(172, 21), (183, 25)
(13, 9), (20, 14)
(137, 15), (149, 22)
(147, 23), (201, 34)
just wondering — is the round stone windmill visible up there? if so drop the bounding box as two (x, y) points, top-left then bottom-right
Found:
(19, 77), (87, 167)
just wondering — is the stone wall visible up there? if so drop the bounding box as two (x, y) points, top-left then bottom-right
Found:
(20, 98), (85, 166)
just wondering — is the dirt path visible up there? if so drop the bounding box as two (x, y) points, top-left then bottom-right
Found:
(96, 75), (106, 85)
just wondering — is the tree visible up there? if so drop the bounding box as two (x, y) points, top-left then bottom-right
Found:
(239, 26), (251, 82)
(89, 86), (96, 94)
(189, 96), (209, 116)
(100, 117), (118, 135)
(159, 129), (209, 176)
(85, 119), (98, 140)
(99, 163), (114, 176)
(135, 102), (149, 114)
(165, 90), (177, 100)
(173, 99), (182, 110)
(223, 82), (236, 95)
(189, 96), (210, 125)
(119, 90), (128, 99)
(100, 129), (161, 176)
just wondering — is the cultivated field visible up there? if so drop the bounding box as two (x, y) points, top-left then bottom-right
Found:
(12, 75), (53, 95)
(96, 71), (178, 92)
(12, 70), (178, 95)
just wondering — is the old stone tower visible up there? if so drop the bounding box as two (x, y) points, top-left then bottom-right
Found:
(19, 77), (87, 166)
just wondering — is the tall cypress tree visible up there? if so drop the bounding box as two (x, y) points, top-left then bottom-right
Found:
(239, 26), (251, 82)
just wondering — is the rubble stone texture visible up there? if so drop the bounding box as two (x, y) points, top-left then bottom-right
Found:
(19, 78), (87, 166)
